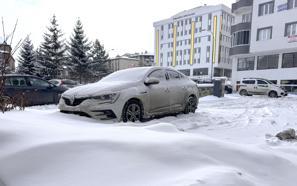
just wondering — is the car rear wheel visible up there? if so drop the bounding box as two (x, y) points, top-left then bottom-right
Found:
(268, 91), (278, 98)
(184, 96), (197, 114)
(239, 89), (248, 96)
(122, 100), (143, 122)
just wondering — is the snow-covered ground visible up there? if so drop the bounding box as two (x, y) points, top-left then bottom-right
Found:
(1, 94), (297, 186)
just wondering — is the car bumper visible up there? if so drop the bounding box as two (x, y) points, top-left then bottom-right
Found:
(58, 98), (123, 121)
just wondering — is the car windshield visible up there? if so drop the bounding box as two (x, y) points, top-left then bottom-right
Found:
(100, 68), (151, 82)
(266, 80), (274, 84)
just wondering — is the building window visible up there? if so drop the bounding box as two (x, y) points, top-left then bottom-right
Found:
(282, 52), (297, 68)
(237, 57), (255, 71)
(208, 35), (211, 41)
(257, 54), (279, 70)
(206, 46), (210, 63)
(258, 1), (274, 16)
(179, 69), (190, 76)
(285, 22), (297, 37)
(208, 14), (212, 31)
(280, 79), (297, 93)
(232, 30), (250, 46)
(242, 13), (251, 23)
(257, 27), (272, 41)
(193, 68), (208, 76)
(287, 0), (297, 9)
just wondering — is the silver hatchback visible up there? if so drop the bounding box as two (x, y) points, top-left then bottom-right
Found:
(59, 67), (199, 122)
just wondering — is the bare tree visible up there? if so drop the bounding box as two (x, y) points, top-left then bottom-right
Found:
(0, 18), (24, 112)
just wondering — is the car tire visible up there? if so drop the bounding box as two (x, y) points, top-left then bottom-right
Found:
(184, 96), (198, 114)
(268, 91), (278, 98)
(239, 89), (248, 96)
(122, 100), (143, 123)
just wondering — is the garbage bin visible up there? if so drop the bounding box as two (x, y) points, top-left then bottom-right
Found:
(213, 79), (225, 97)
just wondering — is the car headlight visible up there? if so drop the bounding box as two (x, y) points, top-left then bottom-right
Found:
(92, 93), (120, 103)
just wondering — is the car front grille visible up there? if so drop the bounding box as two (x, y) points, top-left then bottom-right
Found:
(63, 97), (88, 106)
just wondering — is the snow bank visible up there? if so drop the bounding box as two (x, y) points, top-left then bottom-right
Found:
(1, 95), (297, 186)
(144, 123), (180, 133)
(1, 121), (297, 186)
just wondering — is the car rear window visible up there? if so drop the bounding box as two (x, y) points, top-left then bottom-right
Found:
(63, 79), (77, 85)
(242, 80), (255, 84)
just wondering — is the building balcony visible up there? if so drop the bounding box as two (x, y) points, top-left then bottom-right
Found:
(230, 45), (250, 56)
(232, 0), (253, 13)
(231, 22), (251, 33)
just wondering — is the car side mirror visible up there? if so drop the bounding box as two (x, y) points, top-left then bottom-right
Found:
(144, 77), (160, 85)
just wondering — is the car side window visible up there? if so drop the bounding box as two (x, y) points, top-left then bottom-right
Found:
(4, 78), (12, 86)
(8, 77), (27, 87)
(148, 70), (165, 80)
(257, 80), (267, 85)
(167, 70), (181, 80)
(28, 77), (50, 87)
(242, 80), (255, 84)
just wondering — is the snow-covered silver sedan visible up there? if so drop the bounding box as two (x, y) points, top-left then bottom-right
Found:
(59, 67), (199, 122)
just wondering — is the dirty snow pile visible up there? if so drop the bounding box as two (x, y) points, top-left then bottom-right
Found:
(1, 94), (297, 186)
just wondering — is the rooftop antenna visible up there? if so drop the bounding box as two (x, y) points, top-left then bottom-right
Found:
(10, 19), (18, 46)
(1, 17), (6, 44)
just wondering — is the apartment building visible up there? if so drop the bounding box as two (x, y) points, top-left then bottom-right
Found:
(231, 0), (297, 92)
(153, 4), (234, 79)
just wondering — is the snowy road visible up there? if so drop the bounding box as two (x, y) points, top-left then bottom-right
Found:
(1, 94), (297, 186)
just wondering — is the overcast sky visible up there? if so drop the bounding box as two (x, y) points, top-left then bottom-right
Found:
(1, 0), (234, 57)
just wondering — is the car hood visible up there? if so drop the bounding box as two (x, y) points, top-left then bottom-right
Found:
(62, 81), (139, 98)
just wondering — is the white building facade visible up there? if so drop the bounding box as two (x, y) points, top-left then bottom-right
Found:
(231, 0), (297, 92)
(153, 5), (234, 79)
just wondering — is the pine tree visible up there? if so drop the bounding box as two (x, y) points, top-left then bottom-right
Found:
(89, 39), (110, 80)
(67, 19), (91, 83)
(17, 37), (37, 75)
(38, 15), (66, 79)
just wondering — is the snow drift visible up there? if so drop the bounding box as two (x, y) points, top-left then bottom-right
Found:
(1, 95), (297, 186)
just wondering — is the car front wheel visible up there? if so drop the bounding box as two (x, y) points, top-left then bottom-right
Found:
(122, 100), (143, 122)
(268, 91), (278, 98)
(239, 89), (248, 96)
(184, 96), (197, 114)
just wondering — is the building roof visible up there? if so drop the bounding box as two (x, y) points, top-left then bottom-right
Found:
(153, 4), (232, 26)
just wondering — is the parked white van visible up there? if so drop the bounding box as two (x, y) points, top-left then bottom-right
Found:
(238, 78), (287, 98)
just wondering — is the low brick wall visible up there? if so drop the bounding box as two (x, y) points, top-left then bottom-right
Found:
(197, 84), (214, 97)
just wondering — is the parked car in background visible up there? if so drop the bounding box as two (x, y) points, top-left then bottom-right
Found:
(59, 67), (199, 122)
(49, 79), (80, 89)
(191, 77), (233, 94)
(3, 74), (67, 106)
(238, 78), (287, 98)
